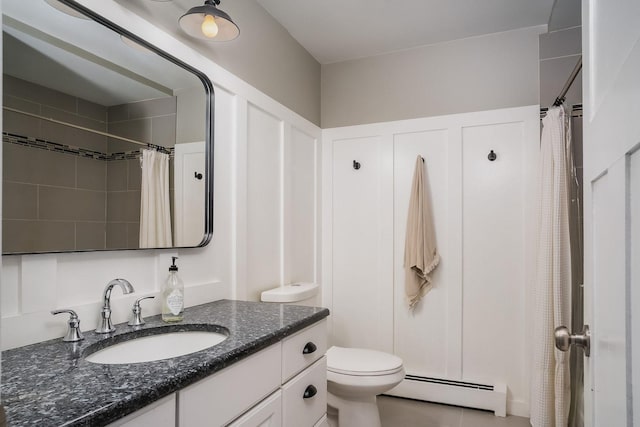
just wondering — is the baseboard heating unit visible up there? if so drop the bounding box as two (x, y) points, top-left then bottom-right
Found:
(385, 375), (507, 417)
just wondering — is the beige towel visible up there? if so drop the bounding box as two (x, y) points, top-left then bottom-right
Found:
(404, 155), (440, 309)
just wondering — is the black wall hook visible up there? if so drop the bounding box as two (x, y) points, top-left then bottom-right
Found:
(353, 160), (361, 170)
(194, 171), (203, 180)
(488, 150), (497, 161)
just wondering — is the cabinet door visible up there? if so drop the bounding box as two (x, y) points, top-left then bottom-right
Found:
(228, 391), (282, 427)
(282, 357), (327, 427)
(179, 345), (281, 426)
(107, 394), (175, 427)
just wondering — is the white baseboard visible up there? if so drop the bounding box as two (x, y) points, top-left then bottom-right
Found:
(385, 377), (508, 417)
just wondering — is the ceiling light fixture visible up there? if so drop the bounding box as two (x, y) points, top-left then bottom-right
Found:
(178, 0), (239, 41)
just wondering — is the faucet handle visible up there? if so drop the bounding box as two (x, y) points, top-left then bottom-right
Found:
(128, 296), (155, 326)
(51, 309), (84, 342)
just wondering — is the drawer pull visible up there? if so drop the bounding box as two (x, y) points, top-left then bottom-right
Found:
(303, 384), (318, 399)
(303, 342), (317, 354)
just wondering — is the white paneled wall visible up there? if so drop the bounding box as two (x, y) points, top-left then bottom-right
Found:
(1, 0), (321, 350)
(393, 129), (452, 377)
(322, 106), (538, 416)
(242, 104), (321, 302)
(330, 136), (394, 352)
(285, 128), (319, 284)
(246, 105), (284, 302)
(461, 123), (531, 412)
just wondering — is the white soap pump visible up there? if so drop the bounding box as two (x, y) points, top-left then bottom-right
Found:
(162, 256), (184, 322)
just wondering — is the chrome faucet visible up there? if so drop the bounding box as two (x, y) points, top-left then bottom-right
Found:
(96, 278), (135, 333)
(51, 309), (84, 342)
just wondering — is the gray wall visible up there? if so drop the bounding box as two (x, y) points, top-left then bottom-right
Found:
(176, 86), (205, 144)
(117, 0), (321, 127)
(539, 27), (582, 108)
(321, 26), (544, 128)
(538, 25), (582, 201)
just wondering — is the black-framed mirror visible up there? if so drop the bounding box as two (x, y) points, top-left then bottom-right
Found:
(2, 0), (214, 254)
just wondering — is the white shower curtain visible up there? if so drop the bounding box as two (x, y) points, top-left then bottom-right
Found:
(139, 149), (173, 248)
(531, 106), (572, 427)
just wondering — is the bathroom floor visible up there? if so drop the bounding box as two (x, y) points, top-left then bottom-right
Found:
(378, 396), (530, 427)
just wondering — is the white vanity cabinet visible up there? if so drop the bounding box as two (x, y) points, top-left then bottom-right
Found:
(108, 320), (327, 427)
(180, 319), (327, 427)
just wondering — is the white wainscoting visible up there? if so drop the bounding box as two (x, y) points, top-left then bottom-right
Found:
(240, 104), (321, 303)
(322, 106), (538, 416)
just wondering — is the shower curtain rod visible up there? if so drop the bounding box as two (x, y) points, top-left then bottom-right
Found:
(553, 56), (582, 107)
(2, 106), (168, 151)
(540, 103), (582, 119)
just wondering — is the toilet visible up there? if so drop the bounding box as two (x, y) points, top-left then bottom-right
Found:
(325, 346), (404, 427)
(261, 284), (405, 427)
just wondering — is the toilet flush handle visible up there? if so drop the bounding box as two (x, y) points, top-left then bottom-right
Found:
(303, 342), (317, 354)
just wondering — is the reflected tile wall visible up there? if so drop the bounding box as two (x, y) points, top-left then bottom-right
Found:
(2, 75), (177, 253)
(2, 141), (107, 253)
(3, 75), (108, 152)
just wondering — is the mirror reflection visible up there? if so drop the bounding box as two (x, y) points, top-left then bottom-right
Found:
(2, 0), (213, 254)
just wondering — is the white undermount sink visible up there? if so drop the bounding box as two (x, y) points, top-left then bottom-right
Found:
(85, 330), (228, 364)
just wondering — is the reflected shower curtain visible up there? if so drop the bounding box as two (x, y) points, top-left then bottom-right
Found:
(531, 106), (572, 427)
(139, 149), (173, 248)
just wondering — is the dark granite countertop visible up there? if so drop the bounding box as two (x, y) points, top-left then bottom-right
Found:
(1, 299), (329, 426)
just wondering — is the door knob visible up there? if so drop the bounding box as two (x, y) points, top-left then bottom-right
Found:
(554, 325), (590, 357)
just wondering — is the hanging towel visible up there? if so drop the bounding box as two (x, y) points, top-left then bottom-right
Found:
(404, 155), (440, 309)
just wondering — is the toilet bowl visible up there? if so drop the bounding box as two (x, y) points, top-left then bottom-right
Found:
(326, 346), (404, 427)
(260, 285), (405, 427)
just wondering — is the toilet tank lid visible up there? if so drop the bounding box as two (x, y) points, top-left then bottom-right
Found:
(260, 282), (319, 303)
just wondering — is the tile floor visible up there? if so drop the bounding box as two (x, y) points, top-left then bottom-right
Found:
(378, 396), (530, 427)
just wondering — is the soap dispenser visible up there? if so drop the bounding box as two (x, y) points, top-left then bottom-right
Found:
(162, 256), (184, 322)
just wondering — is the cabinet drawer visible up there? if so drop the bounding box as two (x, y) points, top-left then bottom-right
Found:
(179, 344), (281, 426)
(282, 356), (327, 427)
(282, 319), (327, 382)
(228, 390), (282, 427)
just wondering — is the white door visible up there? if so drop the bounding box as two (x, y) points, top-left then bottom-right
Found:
(582, 0), (640, 425)
(173, 141), (206, 246)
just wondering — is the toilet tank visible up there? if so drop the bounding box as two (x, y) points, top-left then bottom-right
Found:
(260, 283), (321, 306)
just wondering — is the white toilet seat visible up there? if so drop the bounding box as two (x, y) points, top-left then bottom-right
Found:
(326, 345), (405, 402)
(327, 367), (406, 394)
(326, 346), (403, 376)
